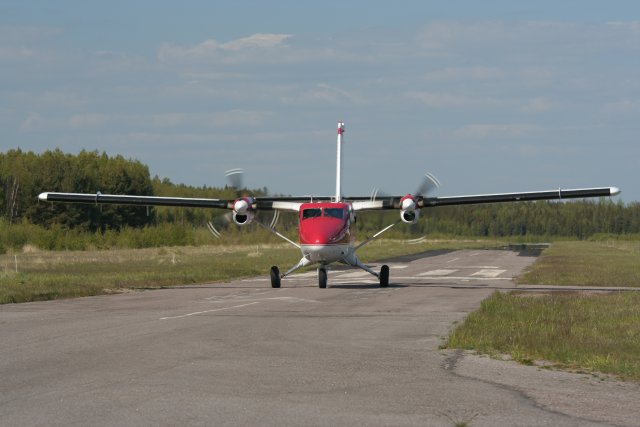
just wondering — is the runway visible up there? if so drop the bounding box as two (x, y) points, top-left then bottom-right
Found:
(1, 249), (639, 426)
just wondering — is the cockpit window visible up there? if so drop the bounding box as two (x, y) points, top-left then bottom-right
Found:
(302, 208), (322, 219)
(324, 208), (344, 219)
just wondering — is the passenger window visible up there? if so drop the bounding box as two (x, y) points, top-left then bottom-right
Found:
(324, 208), (344, 219)
(302, 208), (322, 219)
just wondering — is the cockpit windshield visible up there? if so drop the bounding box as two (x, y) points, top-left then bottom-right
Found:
(324, 208), (344, 219)
(302, 208), (322, 220)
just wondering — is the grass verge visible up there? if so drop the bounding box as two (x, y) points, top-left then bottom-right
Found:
(0, 238), (506, 304)
(447, 239), (640, 381)
(516, 240), (640, 287)
(447, 291), (640, 381)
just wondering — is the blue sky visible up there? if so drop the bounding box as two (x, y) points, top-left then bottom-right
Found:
(2, 1), (639, 201)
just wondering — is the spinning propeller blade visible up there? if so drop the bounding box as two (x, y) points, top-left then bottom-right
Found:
(414, 172), (441, 197)
(225, 168), (245, 195)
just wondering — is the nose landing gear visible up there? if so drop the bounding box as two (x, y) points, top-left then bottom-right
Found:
(318, 266), (328, 288)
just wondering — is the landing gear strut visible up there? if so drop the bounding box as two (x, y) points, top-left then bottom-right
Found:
(270, 266), (281, 288)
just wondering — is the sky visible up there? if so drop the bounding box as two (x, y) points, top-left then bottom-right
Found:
(1, 1), (639, 201)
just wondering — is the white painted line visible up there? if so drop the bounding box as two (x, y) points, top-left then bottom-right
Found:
(418, 269), (458, 276)
(395, 276), (512, 281)
(390, 264), (408, 269)
(290, 272), (318, 278)
(334, 279), (378, 285)
(160, 302), (260, 320)
(465, 266), (501, 269)
(336, 271), (371, 279)
(471, 269), (506, 278)
(446, 258), (460, 263)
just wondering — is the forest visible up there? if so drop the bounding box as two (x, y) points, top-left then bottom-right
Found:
(1, 149), (639, 252)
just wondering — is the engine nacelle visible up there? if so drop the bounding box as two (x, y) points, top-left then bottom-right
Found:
(399, 194), (419, 224)
(233, 211), (255, 226)
(400, 208), (420, 224)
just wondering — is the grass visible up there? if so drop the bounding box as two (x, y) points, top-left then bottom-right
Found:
(447, 291), (640, 381)
(447, 239), (640, 381)
(516, 240), (640, 287)
(0, 237), (507, 304)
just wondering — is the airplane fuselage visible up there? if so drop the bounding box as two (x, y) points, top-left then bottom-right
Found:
(298, 202), (355, 264)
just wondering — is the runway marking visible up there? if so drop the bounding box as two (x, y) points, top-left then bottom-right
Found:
(418, 269), (458, 276)
(289, 272), (317, 278)
(160, 302), (260, 320)
(335, 271), (370, 279)
(465, 266), (501, 269)
(471, 269), (506, 278)
(446, 258), (460, 263)
(395, 276), (512, 281)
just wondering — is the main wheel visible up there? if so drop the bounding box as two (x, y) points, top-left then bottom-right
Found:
(318, 268), (327, 289)
(270, 266), (281, 288)
(379, 265), (389, 287)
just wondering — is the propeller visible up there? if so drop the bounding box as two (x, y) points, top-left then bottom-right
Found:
(225, 168), (245, 196)
(414, 172), (441, 198)
(369, 172), (441, 201)
(207, 168), (280, 239)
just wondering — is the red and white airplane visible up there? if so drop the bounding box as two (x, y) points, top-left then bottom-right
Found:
(39, 122), (620, 288)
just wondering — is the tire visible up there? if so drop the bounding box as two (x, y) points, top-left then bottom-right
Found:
(379, 265), (389, 287)
(270, 266), (281, 288)
(318, 268), (327, 289)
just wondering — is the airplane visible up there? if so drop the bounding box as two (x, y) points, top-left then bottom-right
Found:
(38, 121), (620, 289)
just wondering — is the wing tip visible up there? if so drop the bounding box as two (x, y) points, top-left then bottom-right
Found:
(38, 192), (49, 201)
(610, 187), (621, 196)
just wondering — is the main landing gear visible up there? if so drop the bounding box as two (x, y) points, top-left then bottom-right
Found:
(379, 264), (389, 287)
(269, 264), (390, 288)
(270, 266), (281, 288)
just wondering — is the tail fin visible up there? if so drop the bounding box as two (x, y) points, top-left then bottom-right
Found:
(335, 121), (345, 201)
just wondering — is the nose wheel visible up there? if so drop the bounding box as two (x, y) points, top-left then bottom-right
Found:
(318, 267), (328, 288)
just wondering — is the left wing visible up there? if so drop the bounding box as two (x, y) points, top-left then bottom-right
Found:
(38, 192), (309, 212)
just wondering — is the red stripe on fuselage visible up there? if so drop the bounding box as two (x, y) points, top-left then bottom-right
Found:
(298, 202), (353, 245)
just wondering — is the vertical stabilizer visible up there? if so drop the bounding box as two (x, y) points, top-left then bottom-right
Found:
(335, 121), (345, 202)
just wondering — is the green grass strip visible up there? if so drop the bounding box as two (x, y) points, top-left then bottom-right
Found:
(447, 291), (640, 381)
(517, 240), (640, 287)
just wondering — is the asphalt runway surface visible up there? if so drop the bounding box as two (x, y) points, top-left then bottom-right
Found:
(2, 249), (639, 426)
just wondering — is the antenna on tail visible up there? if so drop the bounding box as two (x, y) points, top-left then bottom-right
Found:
(335, 121), (345, 202)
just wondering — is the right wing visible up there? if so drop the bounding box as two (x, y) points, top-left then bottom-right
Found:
(351, 186), (620, 211)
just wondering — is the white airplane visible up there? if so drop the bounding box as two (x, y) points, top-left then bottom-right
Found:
(39, 122), (620, 288)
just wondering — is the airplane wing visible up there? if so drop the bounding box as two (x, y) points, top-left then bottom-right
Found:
(350, 186), (620, 211)
(40, 186), (620, 212)
(37, 192), (311, 212)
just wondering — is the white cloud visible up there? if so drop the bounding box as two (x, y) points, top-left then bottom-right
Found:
(602, 99), (640, 115)
(521, 97), (554, 113)
(221, 33), (291, 51)
(451, 123), (542, 140)
(281, 83), (366, 105)
(0, 46), (34, 61)
(158, 33), (291, 62)
(422, 66), (504, 81)
(407, 91), (505, 109)
(19, 110), (272, 132)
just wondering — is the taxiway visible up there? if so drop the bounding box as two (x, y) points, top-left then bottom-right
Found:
(1, 249), (639, 426)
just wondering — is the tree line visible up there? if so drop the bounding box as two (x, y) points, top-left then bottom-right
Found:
(2, 149), (639, 243)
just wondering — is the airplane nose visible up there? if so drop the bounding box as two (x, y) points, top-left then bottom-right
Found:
(300, 219), (346, 245)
